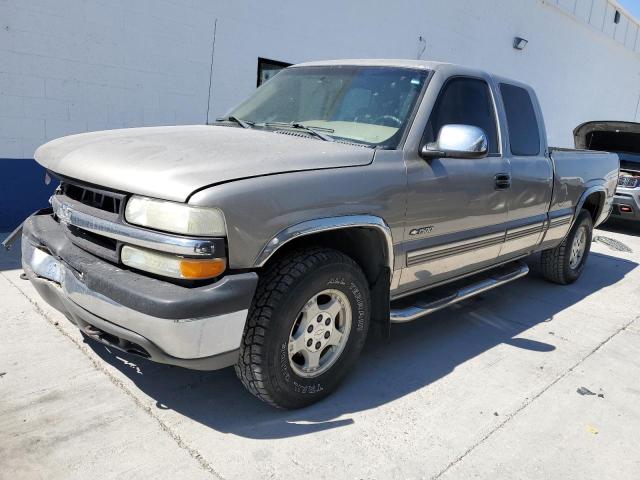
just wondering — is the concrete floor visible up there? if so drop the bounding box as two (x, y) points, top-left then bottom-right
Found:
(1, 220), (639, 480)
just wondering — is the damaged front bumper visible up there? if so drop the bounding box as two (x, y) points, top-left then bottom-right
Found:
(20, 211), (258, 370)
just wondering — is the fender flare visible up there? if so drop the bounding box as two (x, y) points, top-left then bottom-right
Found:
(572, 185), (608, 230)
(252, 215), (394, 272)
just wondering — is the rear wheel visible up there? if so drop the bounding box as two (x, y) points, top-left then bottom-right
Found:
(540, 209), (593, 285)
(235, 248), (370, 409)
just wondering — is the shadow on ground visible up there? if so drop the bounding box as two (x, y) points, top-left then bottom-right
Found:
(599, 218), (640, 237)
(76, 250), (637, 440)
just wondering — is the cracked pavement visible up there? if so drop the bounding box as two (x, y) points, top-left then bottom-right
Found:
(1, 221), (640, 480)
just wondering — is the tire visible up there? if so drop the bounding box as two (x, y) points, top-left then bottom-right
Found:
(235, 247), (371, 409)
(540, 209), (593, 285)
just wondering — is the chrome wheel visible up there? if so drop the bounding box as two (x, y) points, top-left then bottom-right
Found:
(288, 289), (352, 378)
(569, 226), (587, 269)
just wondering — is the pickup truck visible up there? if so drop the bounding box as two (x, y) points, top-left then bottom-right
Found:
(16, 60), (619, 409)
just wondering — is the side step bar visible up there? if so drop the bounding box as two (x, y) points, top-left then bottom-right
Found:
(390, 260), (529, 323)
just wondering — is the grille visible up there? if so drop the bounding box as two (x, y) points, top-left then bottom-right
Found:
(55, 180), (126, 263)
(618, 175), (639, 189)
(65, 224), (119, 263)
(63, 182), (123, 214)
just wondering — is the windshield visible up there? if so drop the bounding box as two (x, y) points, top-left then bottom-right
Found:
(225, 65), (429, 148)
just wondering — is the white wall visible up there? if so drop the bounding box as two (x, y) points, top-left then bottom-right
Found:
(1, 0), (639, 158)
(0, 0), (214, 158)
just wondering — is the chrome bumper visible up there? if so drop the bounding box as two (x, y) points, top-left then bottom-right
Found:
(22, 238), (250, 370)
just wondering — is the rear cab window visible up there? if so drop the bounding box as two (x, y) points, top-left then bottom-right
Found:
(500, 84), (541, 156)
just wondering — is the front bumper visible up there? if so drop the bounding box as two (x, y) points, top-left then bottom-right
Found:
(611, 188), (640, 221)
(22, 211), (258, 370)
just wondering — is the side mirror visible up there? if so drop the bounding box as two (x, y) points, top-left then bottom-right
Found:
(421, 124), (489, 159)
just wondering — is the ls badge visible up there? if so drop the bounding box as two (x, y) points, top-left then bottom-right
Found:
(409, 226), (434, 236)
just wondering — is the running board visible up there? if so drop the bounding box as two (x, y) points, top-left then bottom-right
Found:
(390, 260), (529, 323)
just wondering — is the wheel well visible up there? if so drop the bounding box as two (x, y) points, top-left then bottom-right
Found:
(582, 191), (604, 223)
(263, 227), (390, 286)
(262, 227), (393, 338)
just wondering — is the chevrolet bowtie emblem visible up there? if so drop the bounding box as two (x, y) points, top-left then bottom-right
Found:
(58, 203), (73, 225)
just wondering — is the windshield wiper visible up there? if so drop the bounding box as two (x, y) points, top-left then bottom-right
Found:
(216, 116), (254, 129)
(264, 122), (335, 142)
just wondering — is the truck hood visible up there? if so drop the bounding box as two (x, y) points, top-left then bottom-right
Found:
(35, 125), (375, 202)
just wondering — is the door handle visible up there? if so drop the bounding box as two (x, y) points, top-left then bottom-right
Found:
(495, 173), (511, 190)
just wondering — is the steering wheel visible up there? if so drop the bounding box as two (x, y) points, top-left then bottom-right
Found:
(374, 115), (402, 127)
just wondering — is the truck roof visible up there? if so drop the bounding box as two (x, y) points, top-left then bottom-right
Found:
(292, 58), (452, 70)
(291, 59), (531, 89)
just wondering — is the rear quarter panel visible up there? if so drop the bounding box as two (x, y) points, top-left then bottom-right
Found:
(549, 149), (619, 226)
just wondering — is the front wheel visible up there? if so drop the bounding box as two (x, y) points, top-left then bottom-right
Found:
(540, 209), (593, 285)
(235, 248), (370, 409)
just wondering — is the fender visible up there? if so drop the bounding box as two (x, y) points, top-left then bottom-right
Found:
(253, 215), (394, 272)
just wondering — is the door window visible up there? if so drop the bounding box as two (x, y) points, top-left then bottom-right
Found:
(424, 78), (499, 154)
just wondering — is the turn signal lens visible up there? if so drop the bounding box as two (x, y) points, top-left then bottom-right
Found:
(179, 258), (226, 279)
(121, 245), (226, 280)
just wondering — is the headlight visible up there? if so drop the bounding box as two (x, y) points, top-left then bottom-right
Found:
(121, 245), (226, 280)
(125, 196), (226, 236)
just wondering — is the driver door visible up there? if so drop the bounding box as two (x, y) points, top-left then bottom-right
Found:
(397, 76), (510, 296)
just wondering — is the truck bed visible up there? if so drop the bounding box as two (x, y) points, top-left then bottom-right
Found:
(548, 148), (619, 227)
